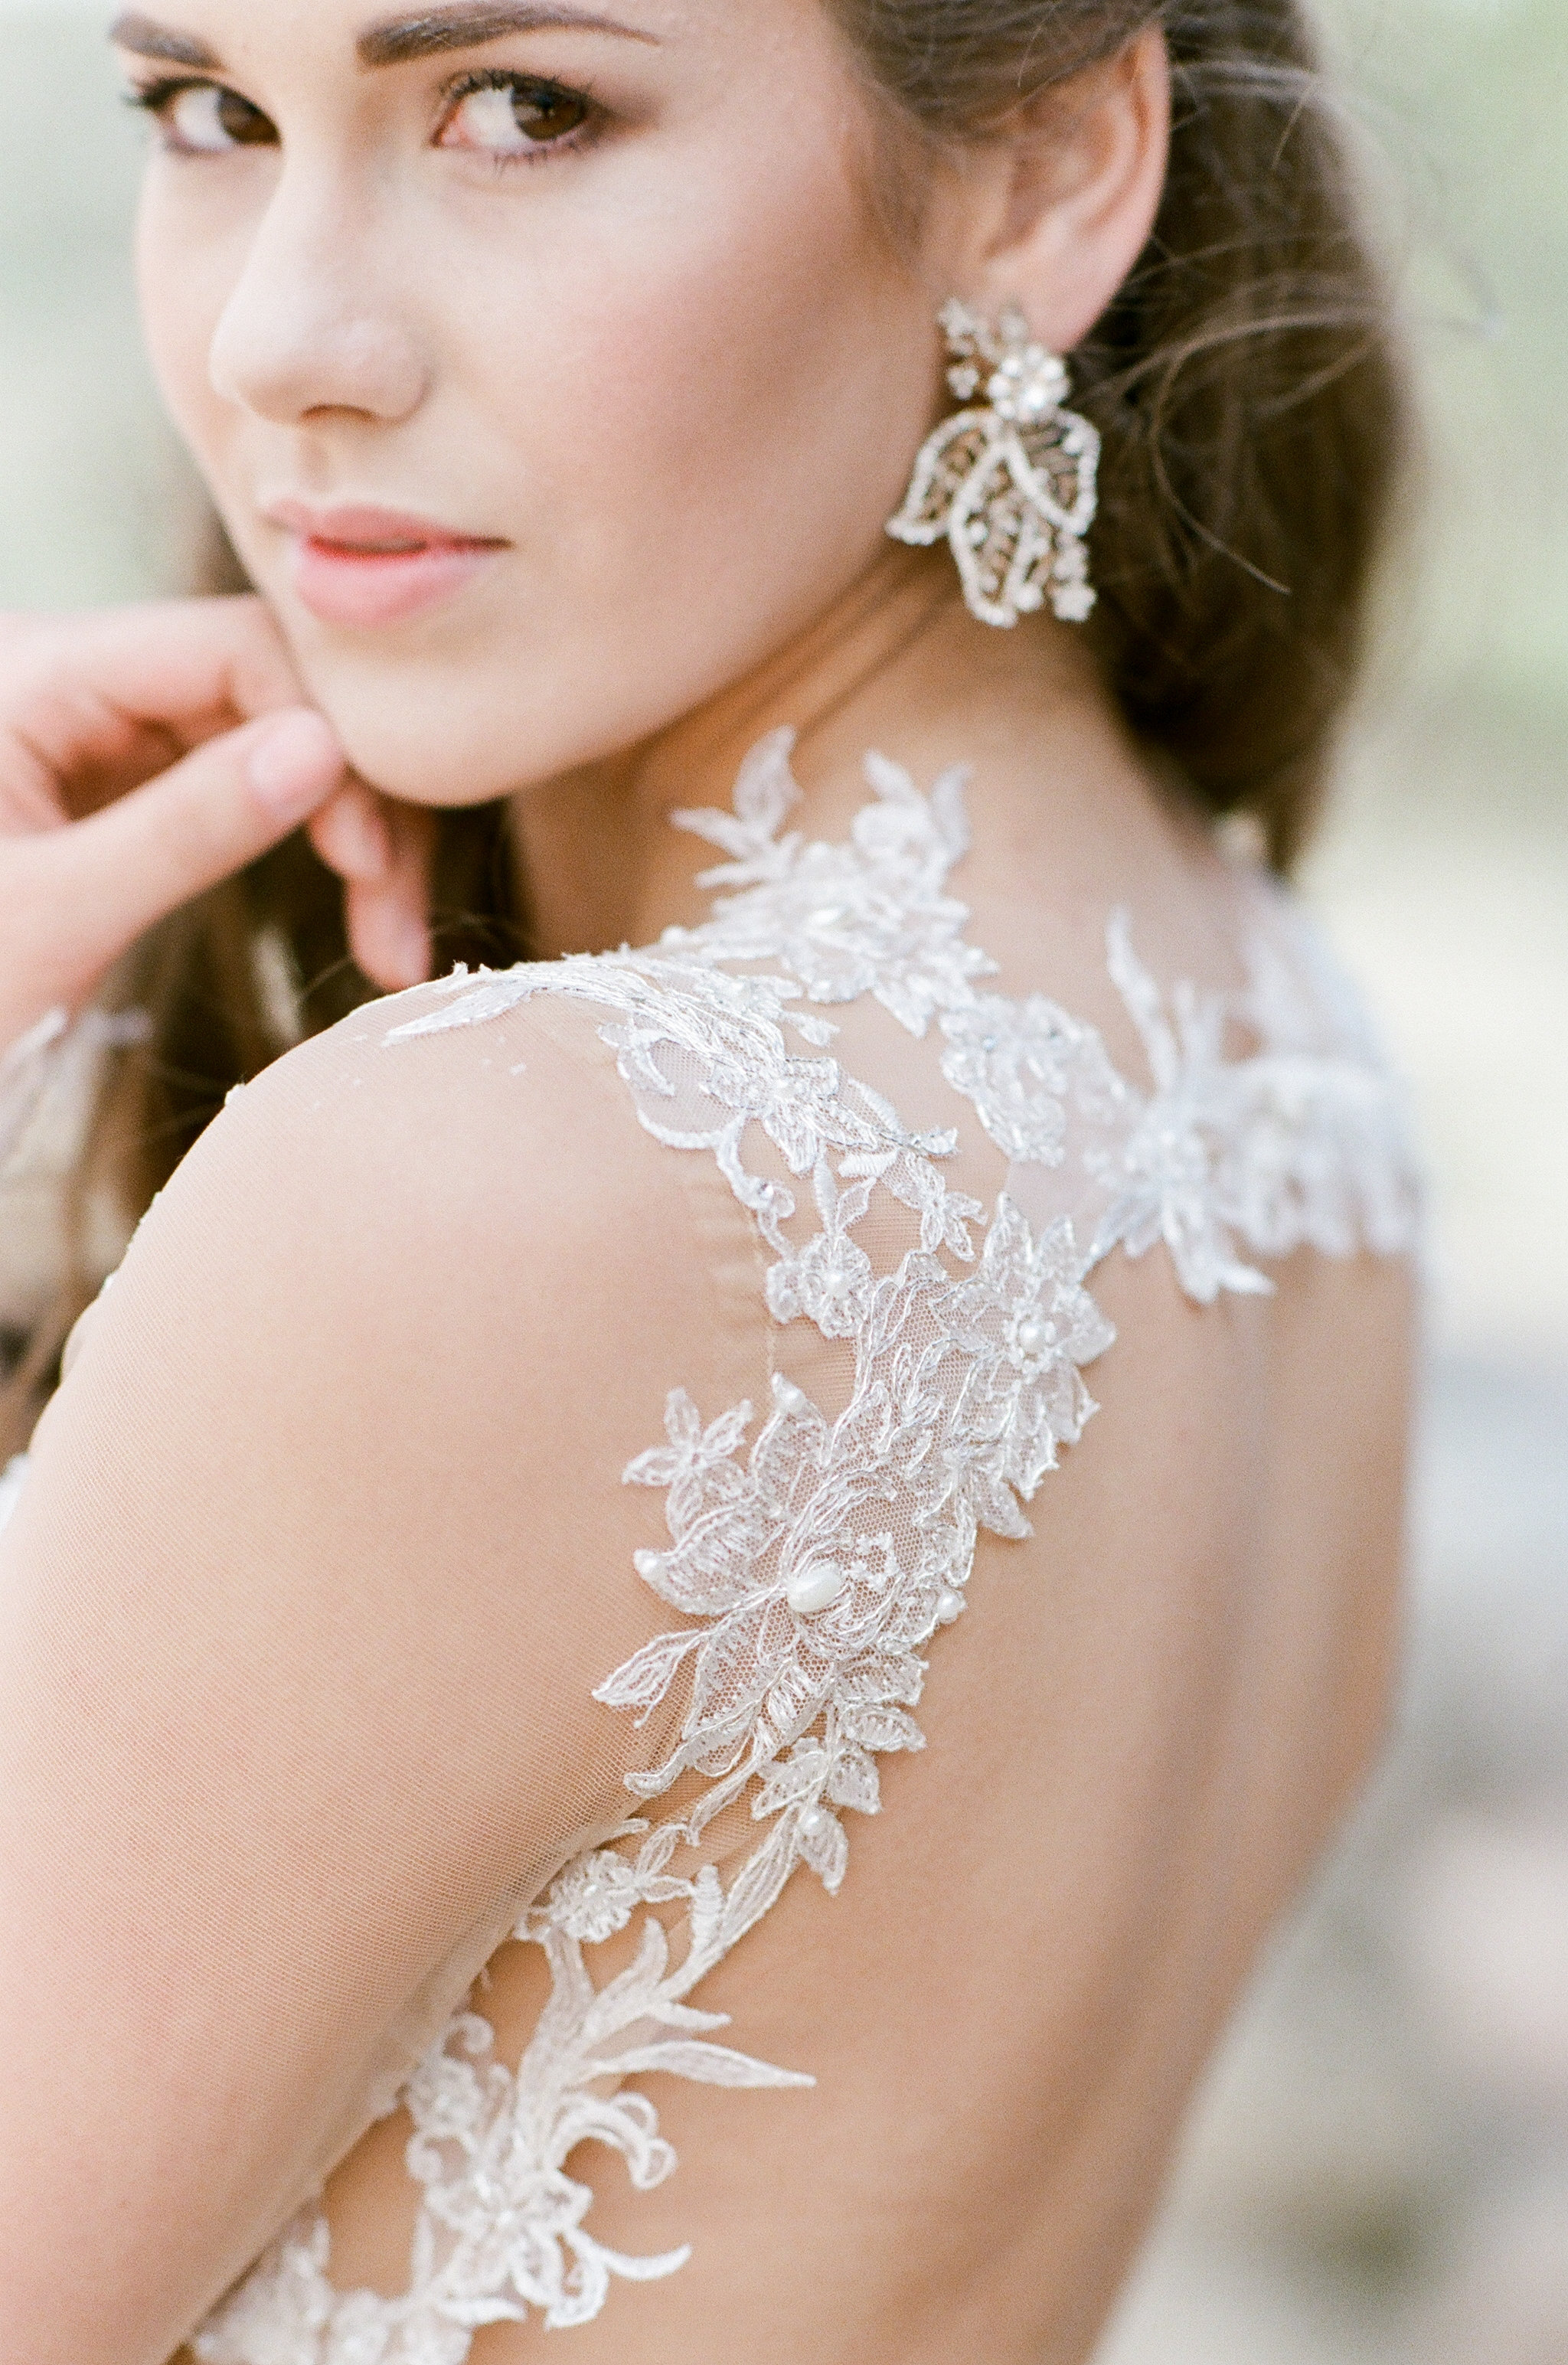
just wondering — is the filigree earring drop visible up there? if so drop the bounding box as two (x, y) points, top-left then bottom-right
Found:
(887, 299), (1101, 629)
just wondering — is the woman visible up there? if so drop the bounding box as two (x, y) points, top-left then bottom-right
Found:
(0, 2), (1420, 2360)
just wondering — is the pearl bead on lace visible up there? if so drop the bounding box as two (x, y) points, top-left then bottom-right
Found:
(188, 722), (1419, 2365)
(786, 1560), (848, 1615)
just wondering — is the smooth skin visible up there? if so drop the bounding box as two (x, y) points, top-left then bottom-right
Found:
(5, 0), (1167, 1032)
(120, 0), (1169, 947)
(0, 8), (1415, 2364)
(0, 599), (437, 1050)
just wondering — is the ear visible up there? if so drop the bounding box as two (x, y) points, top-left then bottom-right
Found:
(935, 28), (1171, 354)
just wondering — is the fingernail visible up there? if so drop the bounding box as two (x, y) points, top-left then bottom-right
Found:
(247, 710), (344, 823)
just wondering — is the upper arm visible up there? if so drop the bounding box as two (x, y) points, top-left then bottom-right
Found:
(0, 993), (735, 2365)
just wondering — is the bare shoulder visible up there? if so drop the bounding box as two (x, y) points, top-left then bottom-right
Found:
(86, 967), (721, 1398)
(0, 977), (753, 2363)
(41, 971), (737, 1748)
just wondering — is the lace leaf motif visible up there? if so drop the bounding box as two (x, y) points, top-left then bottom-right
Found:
(192, 736), (1419, 2365)
(603, 1196), (1111, 1847)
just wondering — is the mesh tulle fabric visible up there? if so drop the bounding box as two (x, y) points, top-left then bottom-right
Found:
(0, 737), (1419, 2365)
(216, 741), (1416, 2356)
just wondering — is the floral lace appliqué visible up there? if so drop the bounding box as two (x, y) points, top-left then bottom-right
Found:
(191, 739), (1419, 2365)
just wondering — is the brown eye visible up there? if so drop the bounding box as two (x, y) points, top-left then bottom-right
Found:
(211, 88), (276, 145)
(439, 77), (591, 158)
(154, 83), (277, 153)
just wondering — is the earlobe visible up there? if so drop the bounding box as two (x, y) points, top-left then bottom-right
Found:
(966, 27), (1173, 357)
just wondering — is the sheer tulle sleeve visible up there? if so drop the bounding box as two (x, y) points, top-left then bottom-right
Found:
(0, 988), (761, 2365)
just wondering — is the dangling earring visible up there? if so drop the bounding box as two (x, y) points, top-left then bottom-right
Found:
(887, 299), (1100, 629)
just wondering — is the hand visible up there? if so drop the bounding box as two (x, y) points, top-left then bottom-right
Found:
(0, 599), (434, 1054)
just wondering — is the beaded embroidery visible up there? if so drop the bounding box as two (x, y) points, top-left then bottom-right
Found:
(185, 737), (1419, 2361)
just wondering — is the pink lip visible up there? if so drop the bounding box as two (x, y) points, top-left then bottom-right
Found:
(263, 502), (509, 629)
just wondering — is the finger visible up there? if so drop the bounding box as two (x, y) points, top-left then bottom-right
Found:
(344, 806), (434, 992)
(37, 709), (345, 992)
(308, 781), (393, 884)
(1, 599), (310, 820)
(31, 597), (305, 727)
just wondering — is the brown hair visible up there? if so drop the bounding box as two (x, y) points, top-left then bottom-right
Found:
(2, 0), (1410, 1450)
(835, 0), (1409, 858)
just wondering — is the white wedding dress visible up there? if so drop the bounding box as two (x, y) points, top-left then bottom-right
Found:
(0, 736), (1419, 2365)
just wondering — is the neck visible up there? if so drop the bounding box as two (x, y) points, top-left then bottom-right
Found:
(508, 547), (1125, 961)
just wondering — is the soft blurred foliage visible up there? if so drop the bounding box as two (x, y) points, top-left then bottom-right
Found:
(1, 3), (1564, 2358)
(1300, 0), (1568, 1374)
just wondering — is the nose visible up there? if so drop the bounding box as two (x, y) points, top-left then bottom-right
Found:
(208, 165), (430, 428)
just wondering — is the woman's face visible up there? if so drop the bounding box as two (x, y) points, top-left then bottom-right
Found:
(120, 0), (949, 805)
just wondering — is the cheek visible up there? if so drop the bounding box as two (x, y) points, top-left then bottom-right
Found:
(521, 155), (926, 596)
(128, 103), (943, 808)
(353, 144), (939, 799)
(135, 179), (249, 477)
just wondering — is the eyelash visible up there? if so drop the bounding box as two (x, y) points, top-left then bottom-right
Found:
(125, 75), (240, 127)
(439, 67), (602, 167)
(123, 67), (603, 168)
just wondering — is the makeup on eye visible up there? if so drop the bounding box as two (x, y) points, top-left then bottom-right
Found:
(436, 68), (596, 155)
(125, 63), (601, 163)
(126, 77), (276, 151)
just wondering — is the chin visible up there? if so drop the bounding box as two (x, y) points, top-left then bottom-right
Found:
(268, 580), (680, 805)
(281, 645), (528, 808)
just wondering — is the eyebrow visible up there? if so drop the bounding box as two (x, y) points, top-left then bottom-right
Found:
(109, 3), (658, 76)
(109, 14), (221, 67)
(356, 5), (660, 67)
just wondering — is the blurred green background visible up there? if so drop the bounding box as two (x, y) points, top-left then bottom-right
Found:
(2, 3), (1565, 2358)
